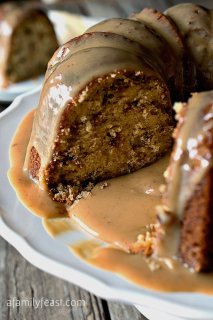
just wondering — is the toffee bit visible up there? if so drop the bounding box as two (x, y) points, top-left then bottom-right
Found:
(132, 224), (157, 256)
(85, 121), (92, 133)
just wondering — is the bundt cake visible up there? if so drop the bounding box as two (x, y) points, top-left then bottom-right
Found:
(22, 3), (213, 273)
(156, 91), (213, 272)
(0, 2), (58, 87)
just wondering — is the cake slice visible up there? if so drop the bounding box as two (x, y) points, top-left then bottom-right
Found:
(0, 3), (58, 87)
(25, 34), (174, 205)
(156, 91), (213, 272)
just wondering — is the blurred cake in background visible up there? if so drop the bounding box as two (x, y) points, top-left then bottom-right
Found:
(0, 2), (58, 88)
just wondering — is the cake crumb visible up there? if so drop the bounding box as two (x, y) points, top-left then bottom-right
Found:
(74, 189), (92, 203)
(85, 182), (94, 192)
(80, 191), (91, 199)
(100, 181), (109, 189)
(81, 116), (87, 122)
(131, 224), (157, 256)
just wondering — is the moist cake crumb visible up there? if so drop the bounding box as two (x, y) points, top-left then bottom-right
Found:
(100, 182), (109, 189)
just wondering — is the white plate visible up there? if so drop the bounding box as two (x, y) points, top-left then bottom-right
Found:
(0, 77), (44, 102)
(1, 88), (213, 320)
(0, 13), (101, 102)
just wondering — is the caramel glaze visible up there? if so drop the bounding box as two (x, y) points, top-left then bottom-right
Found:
(46, 31), (160, 81)
(68, 155), (169, 252)
(70, 242), (213, 294)
(43, 217), (76, 237)
(8, 108), (213, 294)
(86, 18), (180, 96)
(8, 110), (67, 219)
(9, 108), (167, 242)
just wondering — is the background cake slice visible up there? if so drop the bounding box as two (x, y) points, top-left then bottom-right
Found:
(0, 3), (58, 87)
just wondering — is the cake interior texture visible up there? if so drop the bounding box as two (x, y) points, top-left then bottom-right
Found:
(37, 72), (174, 204)
(180, 170), (213, 272)
(177, 100), (213, 272)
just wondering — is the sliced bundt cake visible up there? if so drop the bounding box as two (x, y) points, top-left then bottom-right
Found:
(15, 3), (213, 275)
(156, 91), (213, 272)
